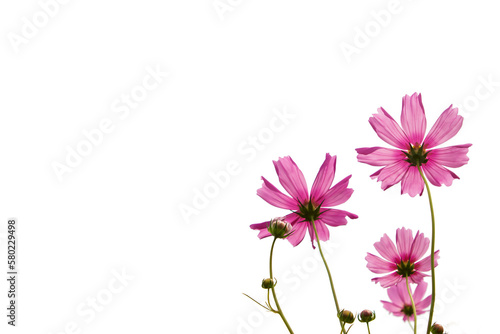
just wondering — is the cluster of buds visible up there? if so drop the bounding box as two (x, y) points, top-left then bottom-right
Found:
(338, 309), (376, 325)
(267, 217), (293, 239)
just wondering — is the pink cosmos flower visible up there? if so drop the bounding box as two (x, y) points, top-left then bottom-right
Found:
(366, 227), (439, 288)
(250, 154), (358, 248)
(356, 93), (472, 197)
(381, 281), (432, 322)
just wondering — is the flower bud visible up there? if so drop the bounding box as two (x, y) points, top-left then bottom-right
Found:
(268, 217), (292, 239)
(338, 309), (355, 324)
(261, 278), (275, 289)
(358, 309), (376, 323)
(431, 323), (444, 334)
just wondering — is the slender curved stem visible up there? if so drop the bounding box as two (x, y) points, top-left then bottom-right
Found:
(366, 323), (371, 334)
(417, 165), (436, 334)
(269, 237), (294, 333)
(310, 219), (346, 334)
(405, 275), (417, 334)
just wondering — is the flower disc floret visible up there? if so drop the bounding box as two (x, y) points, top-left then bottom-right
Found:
(296, 200), (323, 223)
(404, 144), (429, 166)
(396, 260), (415, 277)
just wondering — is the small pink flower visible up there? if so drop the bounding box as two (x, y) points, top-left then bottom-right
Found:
(250, 154), (358, 248)
(356, 93), (472, 197)
(381, 281), (432, 322)
(366, 227), (439, 288)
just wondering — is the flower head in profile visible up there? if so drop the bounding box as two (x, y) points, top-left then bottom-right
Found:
(366, 227), (439, 288)
(250, 154), (358, 248)
(381, 281), (432, 322)
(356, 93), (472, 197)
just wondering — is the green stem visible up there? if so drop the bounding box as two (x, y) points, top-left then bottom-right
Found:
(405, 275), (417, 334)
(417, 165), (436, 334)
(269, 237), (294, 333)
(310, 219), (346, 334)
(366, 322), (371, 334)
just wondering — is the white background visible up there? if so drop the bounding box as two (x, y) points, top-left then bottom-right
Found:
(1, 0), (498, 333)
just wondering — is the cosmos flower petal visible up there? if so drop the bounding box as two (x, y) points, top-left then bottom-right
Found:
(422, 160), (460, 187)
(427, 144), (472, 168)
(401, 166), (424, 197)
(273, 156), (309, 203)
(424, 105), (464, 148)
(372, 272), (402, 288)
(249, 221), (272, 239)
(370, 168), (382, 179)
(369, 107), (410, 149)
(313, 219), (330, 242)
(414, 250), (440, 272)
(356, 147), (406, 166)
(395, 281), (412, 306)
(257, 177), (298, 210)
(401, 93), (427, 145)
(286, 220), (308, 247)
(415, 294), (432, 310)
(412, 281), (428, 302)
(396, 227), (413, 262)
(374, 233), (400, 263)
(409, 231), (429, 263)
(408, 271), (428, 285)
(320, 208), (358, 227)
(320, 175), (354, 207)
(310, 154), (337, 201)
(306, 221), (331, 248)
(387, 283), (404, 306)
(381, 300), (403, 313)
(366, 253), (398, 273)
(375, 160), (410, 191)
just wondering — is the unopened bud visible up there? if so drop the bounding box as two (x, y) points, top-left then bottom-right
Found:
(358, 309), (375, 323)
(268, 217), (293, 239)
(431, 323), (444, 334)
(338, 309), (355, 324)
(261, 278), (275, 289)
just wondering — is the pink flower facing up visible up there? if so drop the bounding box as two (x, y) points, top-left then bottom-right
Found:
(356, 93), (472, 197)
(366, 227), (439, 288)
(381, 281), (432, 322)
(250, 154), (358, 248)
